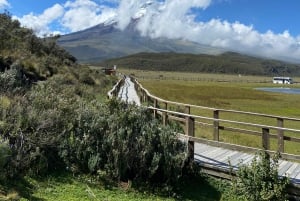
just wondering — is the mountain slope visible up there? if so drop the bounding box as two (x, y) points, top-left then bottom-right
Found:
(58, 21), (225, 63)
(101, 52), (300, 76)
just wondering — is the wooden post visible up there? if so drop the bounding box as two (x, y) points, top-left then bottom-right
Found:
(153, 99), (158, 118)
(185, 106), (190, 114)
(145, 94), (148, 104)
(262, 128), (270, 150)
(162, 102), (168, 126)
(162, 102), (167, 110)
(213, 110), (219, 141)
(277, 118), (284, 153)
(162, 112), (168, 125)
(185, 116), (195, 160)
(143, 91), (146, 103)
(139, 89), (143, 103)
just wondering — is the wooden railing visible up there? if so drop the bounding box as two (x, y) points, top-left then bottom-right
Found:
(107, 77), (125, 99)
(131, 77), (300, 161)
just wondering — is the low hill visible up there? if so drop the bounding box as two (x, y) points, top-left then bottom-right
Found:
(101, 52), (300, 76)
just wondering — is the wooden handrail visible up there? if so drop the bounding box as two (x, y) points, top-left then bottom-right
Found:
(107, 77), (125, 99)
(148, 107), (300, 133)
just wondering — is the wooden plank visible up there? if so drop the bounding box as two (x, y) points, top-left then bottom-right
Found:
(220, 126), (261, 136)
(295, 172), (300, 180)
(194, 143), (211, 153)
(278, 161), (294, 176)
(223, 152), (253, 170)
(239, 155), (255, 166)
(226, 152), (248, 167)
(196, 151), (224, 165)
(196, 145), (223, 155)
(200, 147), (227, 159)
(190, 136), (300, 162)
(285, 163), (300, 177)
(284, 136), (300, 143)
(195, 148), (226, 165)
(218, 150), (240, 163)
(289, 167), (300, 179)
(168, 115), (185, 122)
(211, 150), (233, 162)
(213, 151), (239, 171)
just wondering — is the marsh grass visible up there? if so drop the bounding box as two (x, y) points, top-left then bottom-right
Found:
(131, 70), (300, 155)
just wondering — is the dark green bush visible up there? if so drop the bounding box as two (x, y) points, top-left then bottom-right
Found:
(0, 140), (11, 180)
(223, 151), (289, 201)
(0, 67), (26, 94)
(59, 99), (188, 185)
(103, 100), (187, 183)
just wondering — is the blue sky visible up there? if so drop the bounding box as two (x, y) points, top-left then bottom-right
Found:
(200, 0), (300, 36)
(1, 0), (300, 62)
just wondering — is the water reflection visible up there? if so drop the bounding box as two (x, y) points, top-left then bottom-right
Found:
(256, 87), (300, 94)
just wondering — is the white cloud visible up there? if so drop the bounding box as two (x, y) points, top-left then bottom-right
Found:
(61, 0), (117, 32)
(15, 4), (64, 36)
(0, 0), (9, 9)
(112, 0), (300, 62)
(0, 0), (10, 9)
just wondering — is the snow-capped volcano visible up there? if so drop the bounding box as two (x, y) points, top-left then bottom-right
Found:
(58, 19), (224, 63)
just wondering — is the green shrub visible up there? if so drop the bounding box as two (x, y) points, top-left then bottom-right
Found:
(223, 151), (289, 201)
(0, 140), (11, 180)
(104, 100), (187, 184)
(59, 99), (188, 185)
(0, 68), (24, 93)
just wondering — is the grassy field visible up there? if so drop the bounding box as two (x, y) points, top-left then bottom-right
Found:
(119, 69), (300, 155)
(0, 172), (227, 201)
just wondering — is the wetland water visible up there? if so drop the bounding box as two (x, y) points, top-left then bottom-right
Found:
(256, 87), (300, 94)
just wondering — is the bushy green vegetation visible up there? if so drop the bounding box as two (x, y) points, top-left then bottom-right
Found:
(0, 12), (76, 81)
(102, 52), (300, 76)
(0, 69), (189, 187)
(223, 151), (289, 201)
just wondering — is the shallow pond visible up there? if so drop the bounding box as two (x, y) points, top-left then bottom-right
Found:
(256, 87), (300, 94)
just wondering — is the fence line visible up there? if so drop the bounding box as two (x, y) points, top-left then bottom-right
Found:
(135, 75), (271, 83)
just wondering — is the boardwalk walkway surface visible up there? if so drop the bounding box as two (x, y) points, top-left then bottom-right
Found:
(117, 77), (300, 188)
(118, 77), (141, 106)
(193, 142), (300, 185)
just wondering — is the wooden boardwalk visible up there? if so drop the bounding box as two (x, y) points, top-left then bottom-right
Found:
(193, 141), (300, 186)
(117, 77), (141, 106)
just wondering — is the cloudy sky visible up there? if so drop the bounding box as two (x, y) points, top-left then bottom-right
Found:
(1, 0), (300, 62)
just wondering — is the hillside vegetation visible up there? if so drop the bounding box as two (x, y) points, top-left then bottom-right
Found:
(101, 52), (300, 76)
(0, 13), (78, 82)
